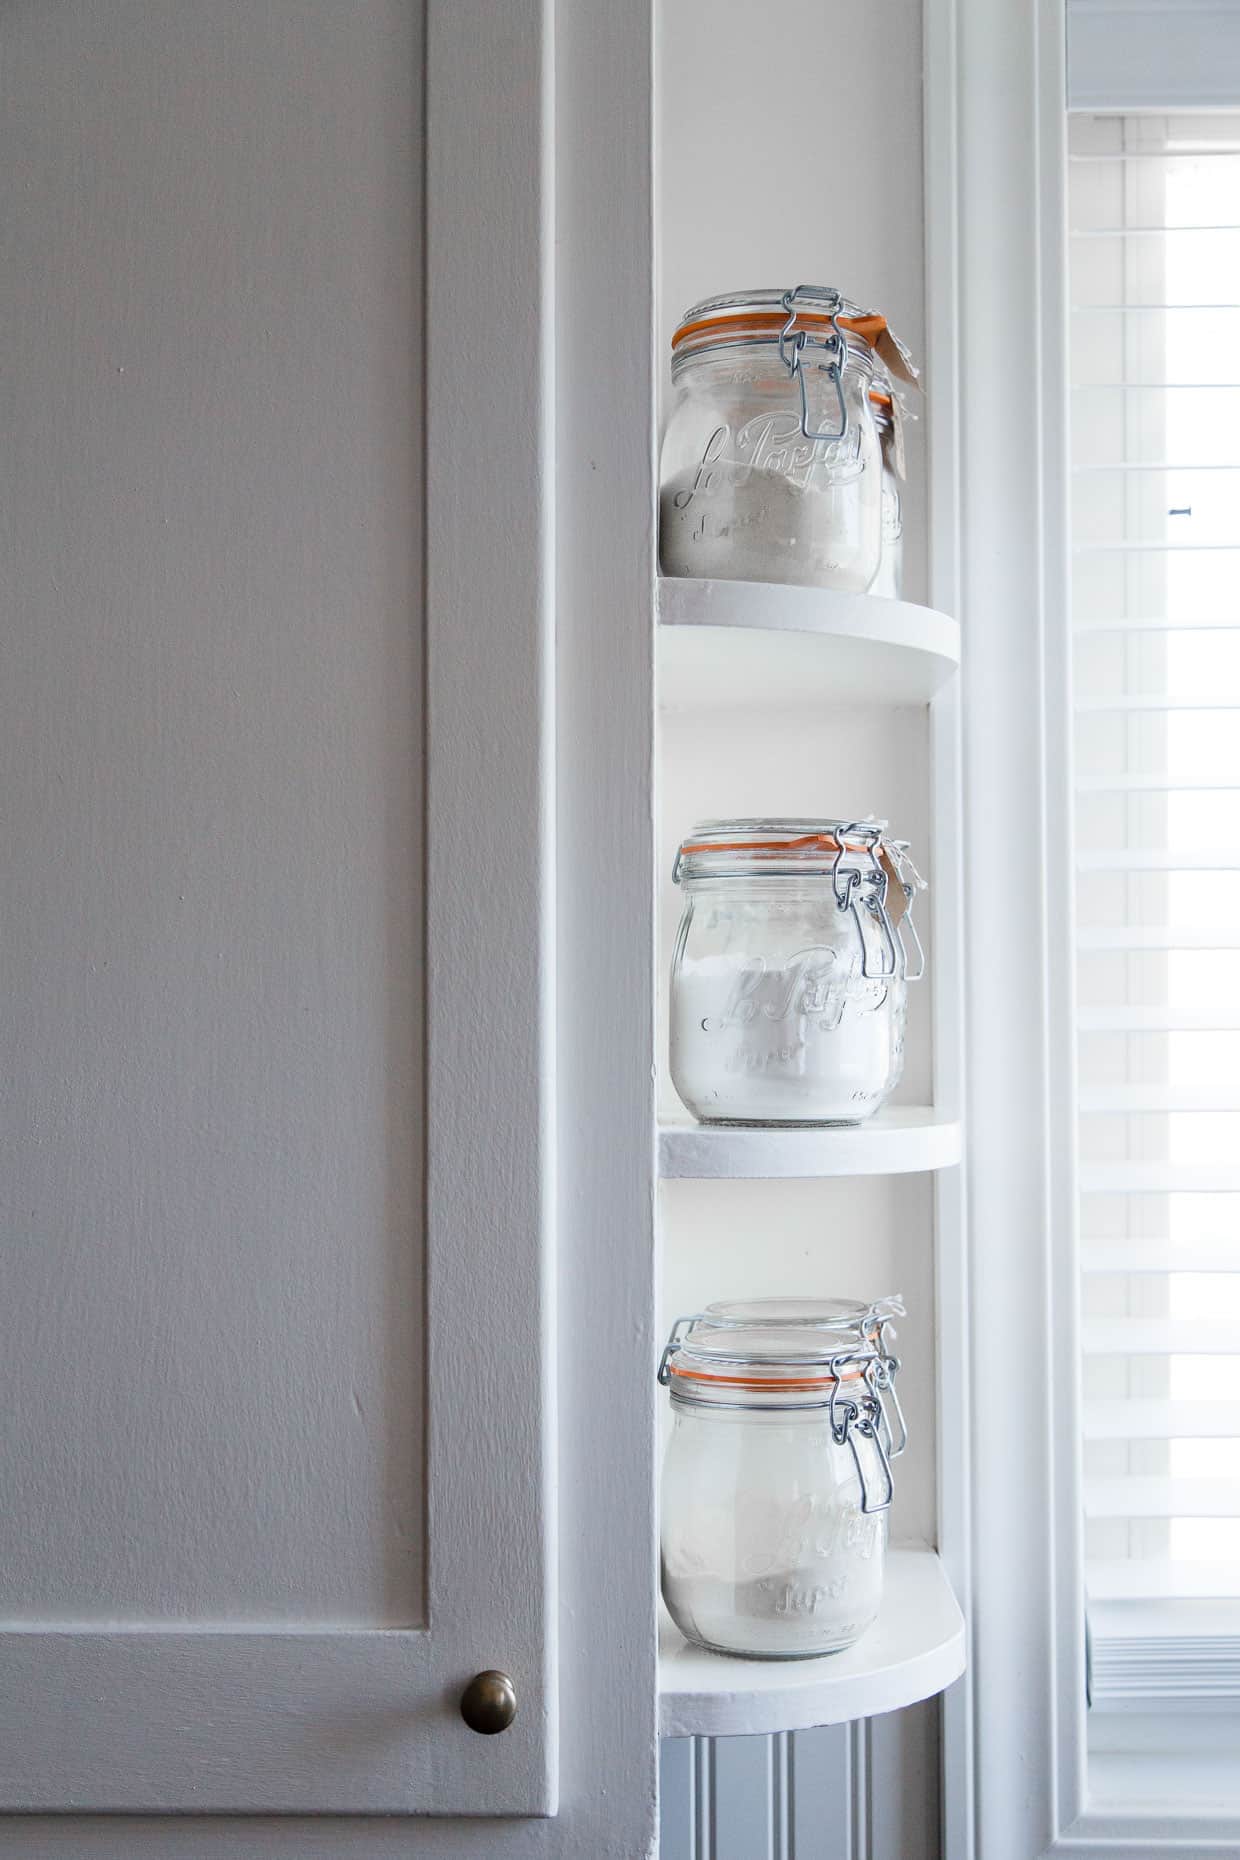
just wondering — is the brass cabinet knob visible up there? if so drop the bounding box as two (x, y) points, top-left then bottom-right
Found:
(460, 1669), (517, 1735)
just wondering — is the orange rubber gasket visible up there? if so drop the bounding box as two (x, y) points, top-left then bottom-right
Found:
(672, 309), (888, 350)
(668, 1363), (867, 1391)
(679, 832), (877, 859)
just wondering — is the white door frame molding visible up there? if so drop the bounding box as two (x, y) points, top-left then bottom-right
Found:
(943, 1), (1240, 1853)
(918, 0), (974, 1852)
(922, 3), (975, 1858)
(941, 0), (1087, 1854)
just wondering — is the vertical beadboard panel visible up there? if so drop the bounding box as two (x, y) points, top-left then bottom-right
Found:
(659, 1739), (695, 1860)
(869, 1700), (941, 1860)
(656, 1706), (943, 1858)
(852, 1722), (871, 1860)
(694, 1737), (714, 1858)
(790, 1724), (863, 1860)
(771, 1733), (792, 1860)
(709, 1733), (775, 1860)
(660, 1726), (870, 1860)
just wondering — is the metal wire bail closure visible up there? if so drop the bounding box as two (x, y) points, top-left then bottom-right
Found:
(832, 821), (900, 980)
(858, 1298), (907, 1459)
(866, 1351), (908, 1460)
(779, 284), (850, 444)
(657, 1315), (695, 1386)
(828, 1356), (895, 1515)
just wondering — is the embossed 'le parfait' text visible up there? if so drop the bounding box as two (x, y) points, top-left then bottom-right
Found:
(673, 412), (864, 509)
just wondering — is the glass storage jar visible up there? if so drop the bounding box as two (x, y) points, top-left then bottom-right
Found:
(869, 381), (905, 599)
(659, 286), (917, 592)
(669, 818), (926, 1126)
(658, 1297), (906, 1658)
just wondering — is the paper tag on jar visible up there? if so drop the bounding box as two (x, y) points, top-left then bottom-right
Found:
(870, 320), (920, 393)
(880, 846), (909, 928)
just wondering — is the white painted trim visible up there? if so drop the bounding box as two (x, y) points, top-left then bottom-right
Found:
(940, 3), (1240, 1857)
(1039, 4), (1091, 1840)
(1051, 1815), (1240, 1856)
(551, 0), (661, 1849)
(952, 0), (1089, 1855)
(658, 1109), (962, 1179)
(955, 9), (1240, 1838)
(922, 0), (976, 1856)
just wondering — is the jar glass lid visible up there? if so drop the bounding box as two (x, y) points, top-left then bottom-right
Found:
(671, 818), (926, 980)
(671, 286), (919, 390)
(660, 1294), (904, 1390)
(704, 1293), (904, 1338)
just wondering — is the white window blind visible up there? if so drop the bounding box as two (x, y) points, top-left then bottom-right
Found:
(1070, 112), (1240, 1717)
(1069, 2), (1240, 113)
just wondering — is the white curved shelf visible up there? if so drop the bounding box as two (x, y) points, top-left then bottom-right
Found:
(659, 1548), (965, 1739)
(657, 577), (960, 709)
(658, 1107), (962, 1180)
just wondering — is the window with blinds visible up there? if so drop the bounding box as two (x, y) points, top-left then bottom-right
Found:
(1071, 113), (1240, 1723)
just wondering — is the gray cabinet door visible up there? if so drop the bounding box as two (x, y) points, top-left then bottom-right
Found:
(0, 0), (560, 1818)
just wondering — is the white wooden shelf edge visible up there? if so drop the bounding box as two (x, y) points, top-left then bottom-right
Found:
(656, 577), (961, 709)
(658, 1548), (965, 1739)
(658, 1107), (963, 1180)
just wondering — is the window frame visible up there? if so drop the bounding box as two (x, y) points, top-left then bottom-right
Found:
(943, 0), (1240, 1853)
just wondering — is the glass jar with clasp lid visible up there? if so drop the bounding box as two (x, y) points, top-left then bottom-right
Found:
(658, 1295), (907, 1658)
(659, 285), (919, 592)
(669, 818), (926, 1127)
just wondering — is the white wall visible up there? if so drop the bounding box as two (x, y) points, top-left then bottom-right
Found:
(657, 1), (941, 1854)
(658, 0), (928, 594)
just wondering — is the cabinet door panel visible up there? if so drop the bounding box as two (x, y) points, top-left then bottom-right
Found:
(0, 0), (554, 1816)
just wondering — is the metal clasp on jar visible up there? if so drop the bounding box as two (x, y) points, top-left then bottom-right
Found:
(778, 284), (850, 445)
(831, 822), (902, 980)
(657, 1315), (696, 1386)
(852, 1299), (909, 1461)
(829, 1355), (895, 1515)
(865, 1350), (908, 1460)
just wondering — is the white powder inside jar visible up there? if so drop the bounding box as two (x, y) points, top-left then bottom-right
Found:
(662, 1493), (887, 1659)
(669, 956), (904, 1126)
(660, 467), (878, 591)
